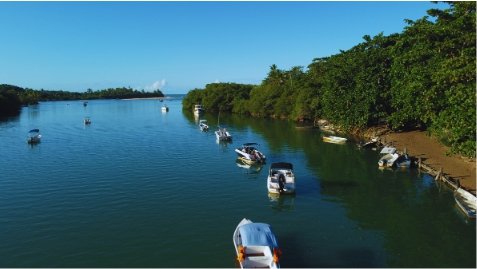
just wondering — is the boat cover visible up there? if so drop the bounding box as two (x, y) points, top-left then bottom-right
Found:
(239, 223), (278, 248)
(270, 162), (293, 170)
(28, 129), (40, 133)
(243, 143), (258, 147)
(380, 147), (396, 154)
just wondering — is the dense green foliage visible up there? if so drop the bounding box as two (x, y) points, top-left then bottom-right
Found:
(182, 83), (254, 113)
(0, 84), (163, 115)
(183, 2), (476, 157)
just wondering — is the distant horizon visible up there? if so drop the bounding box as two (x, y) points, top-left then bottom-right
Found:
(0, 1), (449, 94)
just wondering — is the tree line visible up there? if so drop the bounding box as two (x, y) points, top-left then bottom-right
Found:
(0, 84), (163, 114)
(183, 2), (475, 157)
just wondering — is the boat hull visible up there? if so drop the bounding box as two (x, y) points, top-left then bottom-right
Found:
(322, 136), (347, 144)
(454, 188), (477, 219)
(233, 218), (280, 269)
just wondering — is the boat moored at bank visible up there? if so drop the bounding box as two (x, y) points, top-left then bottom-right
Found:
(322, 135), (347, 144)
(193, 104), (204, 115)
(454, 188), (477, 219)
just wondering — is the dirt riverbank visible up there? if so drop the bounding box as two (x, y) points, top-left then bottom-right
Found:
(382, 130), (476, 192)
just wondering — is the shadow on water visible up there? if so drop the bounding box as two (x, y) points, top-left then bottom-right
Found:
(0, 110), (20, 123)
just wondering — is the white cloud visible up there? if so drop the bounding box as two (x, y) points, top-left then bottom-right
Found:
(146, 79), (167, 91)
(214, 79), (220, 83)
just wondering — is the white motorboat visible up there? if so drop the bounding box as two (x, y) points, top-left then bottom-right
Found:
(322, 135), (347, 144)
(233, 218), (281, 269)
(215, 126), (232, 141)
(267, 162), (296, 194)
(395, 153), (411, 168)
(193, 104), (204, 115)
(199, 119), (209, 131)
(84, 116), (91, 125)
(235, 143), (266, 165)
(378, 153), (400, 167)
(161, 104), (169, 112)
(27, 129), (41, 144)
(454, 188), (476, 219)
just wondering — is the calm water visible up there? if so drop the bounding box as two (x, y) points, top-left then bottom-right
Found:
(0, 98), (475, 267)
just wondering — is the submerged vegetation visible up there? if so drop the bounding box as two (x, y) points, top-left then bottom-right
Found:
(0, 84), (163, 114)
(183, 2), (476, 158)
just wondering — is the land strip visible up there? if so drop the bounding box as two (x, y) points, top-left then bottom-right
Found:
(382, 130), (476, 193)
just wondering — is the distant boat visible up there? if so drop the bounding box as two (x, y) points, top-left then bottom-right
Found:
(395, 153), (411, 168)
(84, 117), (91, 125)
(378, 153), (400, 167)
(199, 119), (209, 131)
(193, 104), (204, 115)
(27, 129), (41, 144)
(322, 135), (347, 144)
(161, 104), (169, 112)
(83, 101), (88, 107)
(267, 162), (296, 194)
(454, 188), (477, 219)
(235, 143), (266, 165)
(215, 126), (232, 141)
(233, 218), (281, 269)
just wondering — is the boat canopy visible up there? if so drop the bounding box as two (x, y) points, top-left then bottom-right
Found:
(28, 129), (40, 133)
(238, 223), (278, 248)
(380, 147), (396, 154)
(199, 119), (207, 123)
(270, 162), (293, 170)
(242, 143), (259, 147)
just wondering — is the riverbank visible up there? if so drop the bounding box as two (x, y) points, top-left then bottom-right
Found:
(382, 130), (476, 193)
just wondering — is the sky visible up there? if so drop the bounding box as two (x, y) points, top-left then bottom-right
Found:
(0, 1), (449, 94)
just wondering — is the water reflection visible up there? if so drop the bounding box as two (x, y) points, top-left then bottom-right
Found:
(235, 158), (264, 173)
(268, 193), (295, 212)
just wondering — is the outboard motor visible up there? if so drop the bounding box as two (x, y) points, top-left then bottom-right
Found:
(278, 174), (285, 193)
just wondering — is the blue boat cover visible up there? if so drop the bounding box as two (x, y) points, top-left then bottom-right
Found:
(28, 129), (40, 133)
(239, 223), (278, 247)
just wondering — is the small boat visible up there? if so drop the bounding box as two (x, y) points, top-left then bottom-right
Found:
(235, 143), (266, 165)
(161, 104), (169, 112)
(27, 129), (41, 144)
(267, 162), (296, 194)
(322, 135), (347, 144)
(215, 126), (232, 141)
(454, 188), (477, 218)
(199, 119), (209, 131)
(193, 104), (204, 115)
(358, 137), (378, 148)
(83, 101), (88, 107)
(395, 153), (411, 168)
(84, 117), (91, 125)
(378, 153), (400, 167)
(233, 218), (281, 269)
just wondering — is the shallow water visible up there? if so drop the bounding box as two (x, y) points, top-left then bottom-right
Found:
(0, 98), (475, 267)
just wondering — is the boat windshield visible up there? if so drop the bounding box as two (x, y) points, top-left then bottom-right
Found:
(270, 162), (293, 170)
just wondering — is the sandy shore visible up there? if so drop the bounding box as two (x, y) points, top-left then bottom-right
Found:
(382, 130), (476, 192)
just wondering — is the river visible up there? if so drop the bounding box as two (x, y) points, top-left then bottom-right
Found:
(0, 97), (475, 267)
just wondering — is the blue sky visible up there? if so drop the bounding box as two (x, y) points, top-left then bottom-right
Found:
(0, 1), (448, 94)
